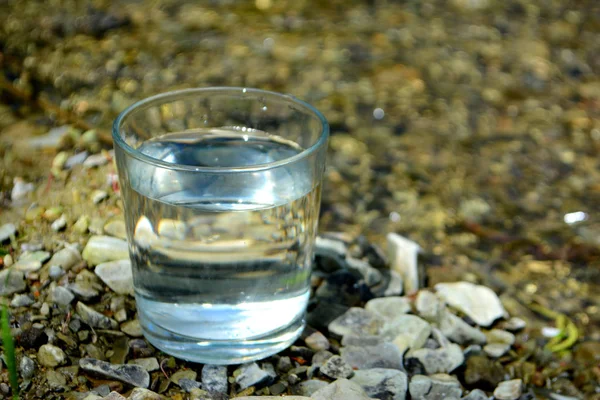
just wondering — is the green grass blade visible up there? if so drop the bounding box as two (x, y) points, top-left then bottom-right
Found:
(1, 304), (19, 400)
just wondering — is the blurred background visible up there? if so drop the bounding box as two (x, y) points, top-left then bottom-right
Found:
(0, 0), (599, 395)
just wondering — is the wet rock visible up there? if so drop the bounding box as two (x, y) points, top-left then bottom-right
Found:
(0, 223), (16, 242)
(341, 342), (404, 370)
(293, 379), (329, 396)
(128, 357), (159, 372)
(461, 389), (490, 400)
(328, 307), (384, 338)
(128, 388), (162, 400)
(38, 344), (67, 367)
(48, 246), (82, 271)
(365, 297), (411, 320)
(493, 379), (522, 400)
(79, 358), (149, 388)
(464, 355), (506, 389)
(435, 282), (507, 327)
(11, 293), (34, 307)
(351, 368), (408, 400)
(387, 233), (420, 294)
(409, 374), (463, 400)
(120, 320), (143, 337)
(415, 290), (445, 322)
(305, 331), (330, 351)
(236, 362), (274, 390)
(76, 302), (118, 329)
(179, 378), (202, 392)
(104, 220), (127, 239)
(20, 356), (35, 379)
(0, 269), (26, 296)
(50, 285), (75, 306)
(439, 312), (487, 345)
(82, 236), (129, 266)
(95, 260), (134, 295)
(312, 378), (376, 400)
(202, 364), (228, 393)
(407, 343), (464, 374)
(320, 355), (354, 379)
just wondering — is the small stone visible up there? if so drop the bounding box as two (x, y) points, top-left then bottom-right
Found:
(46, 369), (67, 388)
(40, 302), (50, 315)
(11, 294), (34, 307)
(305, 331), (330, 351)
(235, 363), (274, 390)
(43, 207), (63, 222)
(128, 358), (160, 372)
(3, 254), (13, 267)
(79, 358), (150, 388)
(293, 380), (329, 396)
(48, 265), (64, 280)
(387, 233), (420, 294)
(83, 153), (109, 168)
(415, 290), (445, 322)
(38, 344), (67, 367)
(73, 215), (91, 233)
(269, 381), (288, 395)
(178, 378), (201, 392)
(328, 307), (384, 338)
(464, 355), (506, 389)
(439, 312), (487, 345)
(435, 282), (507, 327)
(0, 223), (17, 242)
(76, 302), (118, 329)
(51, 214), (67, 231)
(82, 236), (129, 266)
(236, 397), (310, 400)
(11, 178), (34, 202)
(171, 369), (197, 384)
(114, 309), (128, 322)
(20, 356), (35, 379)
(312, 350), (334, 366)
(103, 392), (127, 400)
(95, 260), (134, 295)
(382, 315), (431, 353)
(365, 297), (411, 320)
(92, 190), (109, 204)
(461, 389), (490, 400)
(315, 236), (348, 258)
(341, 342), (404, 370)
(50, 286), (75, 306)
(346, 256), (382, 286)
(69, 281), (101, 301)
(342, 334), (384, 347)
(13, 259), (42, 273)
(312, 378), (376, 400)
(120, 320), (143, 337)
(493, 379), (522, 400)
(19, 326), (48, 349)
(407, 344), (464, 374)
(48, 246), (82, 271)
(104, 220), (127, 240)
(320, 355), (354, 379)
(64, 151), (89, 169)
(202, 364), (228, 393)
(483, 343), (511, 358)
(485, 329), (515, 345)
(277, 356), (293, 372)
(351, 368), (408, 400)
(128, 388), (162, 400)
(384, 271), (404, 297)
(503, 317), (526, 332)
(19, 250), (51, 263)
(409, 374), (462, 400)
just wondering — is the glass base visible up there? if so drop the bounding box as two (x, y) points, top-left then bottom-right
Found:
(139, 313), (305, 365)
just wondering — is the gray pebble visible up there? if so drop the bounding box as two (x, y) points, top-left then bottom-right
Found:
(483, 343), (511, 358)
(305, 331), (330, 351)
(415, 290), (445, 322)
(0, 223), (16, 242)
(462, 388), (490, 400)
(171, 370), (197, 384)
(351, 368), (408, 400)
(235, 362), (273, 390)
(46, 369), (67, 389)
(493, 379), (522, 400)
(312, 350), (334, 366)
(409, 374), (463, 400)
(48, 246), (82, 271)
(50, 286), (75, 306)
(293, 379), (329, 396)
(48, 265), (65, 280)
(79, 358), (150, 388)
(121, 320), (143, 337)
(312, 378), (375, 400)
(69, 281), (100, 301)
(341, 342), (404, 370)
(435, 282), (507, 327)
(381, 314), (431, 353)
(202, 364), (228, 393)
(20, 356), (35, 380)
(503, 317), (526, 332)
(64, 151), (89, 168)
(76, 302), (118, 329)
(128, 357), (160, 372)
(315, 236), (348, 258)
(38, 344), (67, 367)
(178, 378), (202, 392)
(407, 343), (464, 374)
(128, 388), (162, 400)
(277, 356), (293, 372)
(485, 329), (515, 345)
(328, 307), (384, 338)
(346, 256), (382, 286)
(365, 297), (411, 320)
(320, 355), (354, 379)
(11, 294), (34, 307)
(95, 259), (134, 295)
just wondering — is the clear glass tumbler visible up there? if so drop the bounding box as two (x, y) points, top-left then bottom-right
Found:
(112, 88), (329, 364)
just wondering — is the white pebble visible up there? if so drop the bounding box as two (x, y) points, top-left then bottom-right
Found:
(51, 215), (67, 231)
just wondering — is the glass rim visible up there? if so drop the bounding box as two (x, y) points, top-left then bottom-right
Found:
(112, 87), (329, 173)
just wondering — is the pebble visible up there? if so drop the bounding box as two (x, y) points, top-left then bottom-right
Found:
(365, 296), (411, 319)
(92, 190), (109, 204)
(104, 220), (127, 239)
(76, 302), (118, 329)
(46, 369), (67, 389)
(415, 290), (445, 322)
(82, 236), (129, 266)
(485, 329), (515, 345)
(20, 250), (51, 263)
(48, 265), (64, 280)
(235, 362), (274, 390)
(11, 178), (34, 202)
(409, 374), (463, 400)
(384, 271), (404, 296)
(312, 378), (376, 400)
(69, 280), (100, 300)
(435, 282), (507, 327)
(178, 378), (202, 392)
(79, 358), (150, 388)
(171, 369), (198, 384)
(277, 356), (293, 372)
(315, 236), (348, 258)
(236, 397), (310, 400)
(320, 355), (354, 379)
(13, 259), (42, 273)
(38, 344), (67, 367)
(293, 379), (329, 396)
(407, 343), (464, 374)
(48, 245), (82, 271)
(11, 293), (34, 307)
(328, 307), (384, 338)
(305, 331), (330, 351)
(114, 309), (128, 322)
(128, 357), (160, 372)
(3, 254), (13, 267)
(439, 311), (487, 345)
(503, 317), (526, 331)
(120, 320), (143, 337)
(128, 388), (162, 400)
(346, 256), (382, 286)
(40, 302), (50, 315)
(462, 389), (490, 400)
(493, 379), (522, 400)
(0, 269), (26, 296)
(103, 392), (127, 400)
(83, 153), (109, 168)
(202, 364), (228, 393)
(51, 214), (67, 231)
(464, 355), (506, 388)
(383, 315), (432, 353)
(20, 356), (35, 379)
(50, 286), (75, 306)
(387, 233), (420, 294)
(341, 342), (404, 370)
(351, 368), (408, 400)
(95, 259), (134, 295)
(64, 151), (89, 168)
(73, 215), (91, 233)
(0, 223), (16, 242)
(483, 343), (511, 358)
